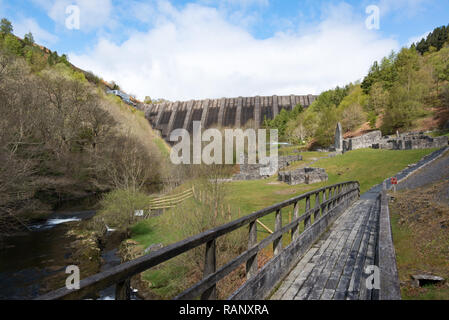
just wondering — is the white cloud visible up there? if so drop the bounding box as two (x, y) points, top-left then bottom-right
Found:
(70, 2), (399, 101)
(14, 18), (58, 44)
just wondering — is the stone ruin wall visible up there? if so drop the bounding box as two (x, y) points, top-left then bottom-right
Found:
(232, 154), (303, 181)
(343, 131), (383, 152)
(278, 168), (328, 185)
(141, 95), (318, 141)
(342, 130), (448, 152)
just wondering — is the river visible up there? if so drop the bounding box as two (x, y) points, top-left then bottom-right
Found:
(0, 209), (132, 300)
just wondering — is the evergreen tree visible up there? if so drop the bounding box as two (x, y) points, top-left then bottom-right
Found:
(24, 32), (34, 46)
(0, 18), (13, 35)
(3, 34), (23, 56)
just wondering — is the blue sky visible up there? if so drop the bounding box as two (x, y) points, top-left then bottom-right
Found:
(1, 0), (448, 100)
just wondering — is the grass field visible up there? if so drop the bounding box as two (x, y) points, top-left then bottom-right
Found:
(389, 180), (449, 300)
(131, 147), (437, 299)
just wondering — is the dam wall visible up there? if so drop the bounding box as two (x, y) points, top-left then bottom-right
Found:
(142, 94), (318, 140)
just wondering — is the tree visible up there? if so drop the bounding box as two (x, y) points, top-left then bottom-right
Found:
(0, 18), (13, 35)
(367, 82), (389, 113)
(314, 107), (338, 146)
(415, 24), (449, 55)
(3, 34), (23, 56)
(341, 103), (366, 133)
(24, 32), (34, 46)
(144, 96), (153, 104)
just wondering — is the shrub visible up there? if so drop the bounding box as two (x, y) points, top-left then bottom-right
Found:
(91, 189), (151, 235)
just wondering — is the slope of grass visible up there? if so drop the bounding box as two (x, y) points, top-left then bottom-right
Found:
(389, 180), (449, 300)
(103, 94), (170, 159)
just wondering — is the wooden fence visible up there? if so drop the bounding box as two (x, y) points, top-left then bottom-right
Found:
(37, 181), (359, 300)
(148, 187), (195, 211)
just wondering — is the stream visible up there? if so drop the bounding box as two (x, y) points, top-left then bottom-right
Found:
(0, 209), (131, 300)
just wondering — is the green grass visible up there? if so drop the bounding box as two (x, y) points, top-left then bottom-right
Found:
(389, 184), (449, 300)
(131, 147), (437, 298)
(391, 211), (449, 300)
(429, 129), (449, 138)
(225, 148), (436, 235)
(154, 136), (171, 157)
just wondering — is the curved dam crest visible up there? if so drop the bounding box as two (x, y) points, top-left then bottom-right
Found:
(142, 95), (318, 141)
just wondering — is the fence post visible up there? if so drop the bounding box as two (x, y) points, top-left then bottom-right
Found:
(314, 192), (320, 220)
(273, 209), (282, 256)
(328, 187), (334, 211)
(337, 185), (342, 205)
(291, 201), (300, 241)
(304, 196), (311, 229)
(116, 278), (131, 300)
(321, 190), (327, 217)
(201, 239), (217, 300)
(246, 221), (258, 279)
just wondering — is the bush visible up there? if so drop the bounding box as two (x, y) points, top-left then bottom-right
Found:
(91, 189), (151, 234)
(160, 180), (247, 299)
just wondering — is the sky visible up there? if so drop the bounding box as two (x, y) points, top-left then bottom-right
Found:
(1, 0), (448, 101)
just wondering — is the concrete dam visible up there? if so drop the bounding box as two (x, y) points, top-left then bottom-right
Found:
(142, 94), (318, 140)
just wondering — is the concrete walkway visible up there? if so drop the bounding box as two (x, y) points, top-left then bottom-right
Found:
(271, 197), (380, 300)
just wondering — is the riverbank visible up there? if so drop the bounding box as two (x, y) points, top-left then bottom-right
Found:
(0, 207), (113, 299)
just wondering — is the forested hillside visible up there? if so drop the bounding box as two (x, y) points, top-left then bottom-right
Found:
(266, 24), (449, 147)
(0, 19), (170, 236)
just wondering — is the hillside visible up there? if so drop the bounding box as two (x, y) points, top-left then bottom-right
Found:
(0, 20), (171, 237)
(265, 24), (449, 148)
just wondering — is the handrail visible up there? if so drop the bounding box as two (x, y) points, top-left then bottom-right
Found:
(37, 181), (359, 300)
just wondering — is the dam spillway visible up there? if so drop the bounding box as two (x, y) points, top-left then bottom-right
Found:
(142, 94), (318, 140)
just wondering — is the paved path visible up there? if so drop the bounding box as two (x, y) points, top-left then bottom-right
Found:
(397, 149), (449, 191)
(271, 198), (379, 300)
(271, 147), (449, 300)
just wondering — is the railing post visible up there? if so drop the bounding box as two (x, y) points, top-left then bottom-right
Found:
(337, 185), (342, 205)
(291, 201), (300, 241)
(201, 239), (217, 300)
(246, 221), (258, 279)
(304, 196), (311, 229)
(116, 278), (131, 300)
(273, 209), (282, 256)
(329, 187), (335, 210)
(321, 190), (327, 217)
(314, 192), (320, 220)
